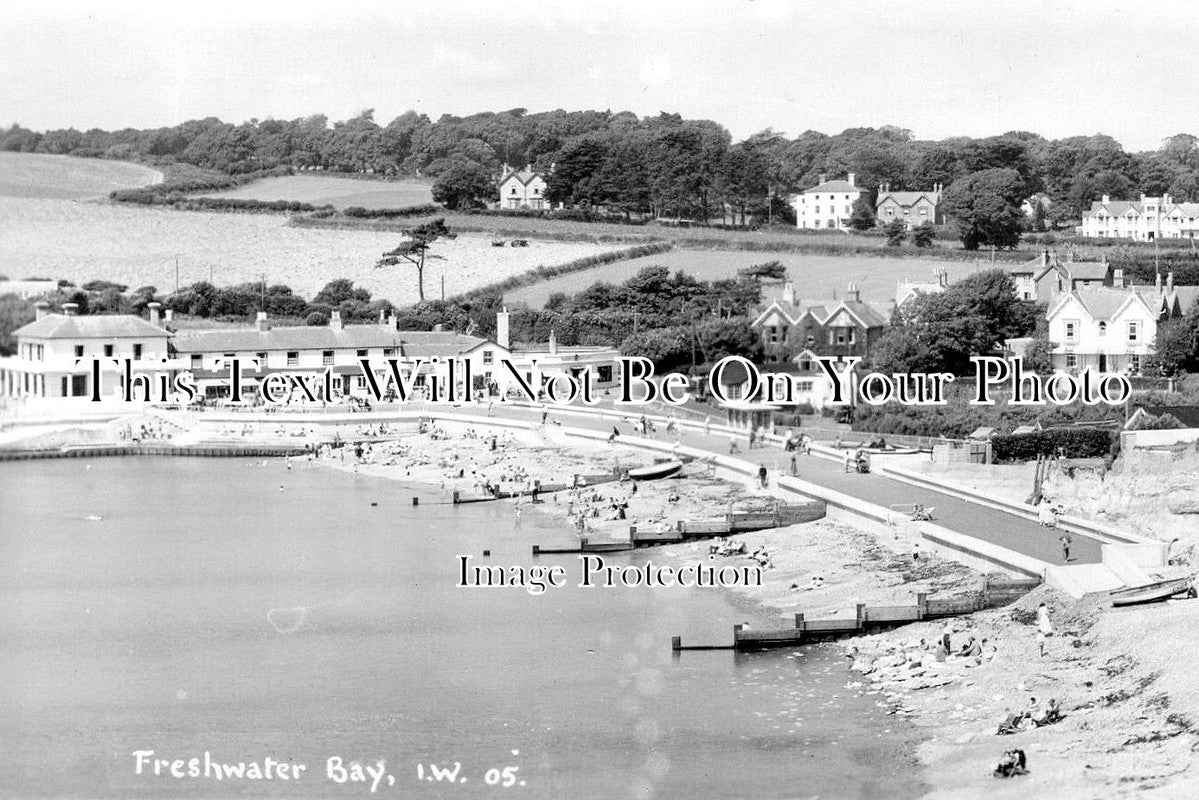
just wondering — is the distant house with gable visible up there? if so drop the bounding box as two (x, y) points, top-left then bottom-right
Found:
(1008, 250), (1113, 305)
(791, 173), (864, 230)
(895, 268), (950, 308)
(497, 164), (549, 211)
(1078, 193), (1199, 241)
(875, 183), (944, 228)
(751, 280), (890, 366)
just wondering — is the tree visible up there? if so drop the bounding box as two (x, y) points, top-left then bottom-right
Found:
(432, 163), (495, 209)
(941, 168), (1026, 250)
(376, 218), (457, 301)
(0, 294), (35, 355)
(737, 261), (787, 282)
(314, 279), (371, 306)
(1148, 305), (1199, 376)
(910, 221), (936, 248)
(883, 219), (907, 246)
(847, 196), (877, 231)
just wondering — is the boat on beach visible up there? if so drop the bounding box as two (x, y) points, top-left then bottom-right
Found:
(1110, 575), (1196, 607)
(627, 461), (683, 481)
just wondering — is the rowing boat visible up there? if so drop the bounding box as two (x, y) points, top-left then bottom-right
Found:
(1110, 575), (1195, 607)
(627, 461), (683, 481)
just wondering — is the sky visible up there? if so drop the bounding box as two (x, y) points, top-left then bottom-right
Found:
(4, 0), (1199, 151)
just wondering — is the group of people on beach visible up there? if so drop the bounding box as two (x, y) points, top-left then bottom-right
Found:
(996, 696), (1064, 735)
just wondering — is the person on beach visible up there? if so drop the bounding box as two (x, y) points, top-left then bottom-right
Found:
(1059, 534), (1072, 563)
(1036, 602), (1053, 657)
(748, 428), (756, 449)
(608, 426), (620, 443)
(729, 434), (741, 454)
(704, 416), (711, 436)
(941, 622), (953, 654)
(844, 450), (854, 473)
(790, 452), (798, 476)
(758, 464), (768, 489)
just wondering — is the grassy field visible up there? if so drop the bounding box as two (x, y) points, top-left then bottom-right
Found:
(0, 152), (161, 201)
(0, 197), (619, 303)
(503, 248), (1000, 307)
(203, 174), (433, 209)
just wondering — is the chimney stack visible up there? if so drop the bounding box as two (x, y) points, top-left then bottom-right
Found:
(256, 311), (269, 331)
(847, 172), (856, 187)
(62, 302), (78, 316)
(846, 282), (861, 302)
(329, 310), (343, 331)
(1167, 271), (1175, 293)
(496, 308), (510, 350)
(1156, 273), (1163, 293)
(164, 308), (174, 324)
(1101, 194), (1110, 204)
(818, 173), (828, 185)
(782, 281), (796, 306)
(1113, 267), (1125, 288)
(386, 312), (398, 330)
(147, 301), (161, 327)
(433, 323), (444, 332)
(548, 329), (558, 355)
(34, 300), (50, 320)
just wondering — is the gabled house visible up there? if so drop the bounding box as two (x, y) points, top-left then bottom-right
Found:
(1045, 273), (1190, 375)
(875, 183), (944, 228)
(751, 281), (889, 365)
(497, 164), (549, 211)
(1008, 250), (1113, 304)
(1079, 193), (1199, 241)
(895, 268), (950, 308)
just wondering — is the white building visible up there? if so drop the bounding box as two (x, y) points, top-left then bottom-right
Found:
(1046, 273), (1198, 374)
(895, 268), (950, 308)
(0, 302), (172, 400)
(497, 164), (549, 211)
(1078, 193), (1199, 241)
(791, 173), (863, 230)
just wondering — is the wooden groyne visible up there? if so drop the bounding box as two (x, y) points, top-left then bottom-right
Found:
(672, 576), (1041, 652)
(412, 472), (623, 506)
(0, 443), (308, 461)
(532, 500), (827, 554)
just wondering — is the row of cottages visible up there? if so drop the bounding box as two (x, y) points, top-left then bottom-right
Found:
(497, 164), (550, 211)
(1007, 250), (1114, 305)
(875, 183), (945, 228)
(1046, 272), (1199, 375)
(1, 303), (620, 404)
(1078, 193), (1199, 241)
(791, 173), (863, 230)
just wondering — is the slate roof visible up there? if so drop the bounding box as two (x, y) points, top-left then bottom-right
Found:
(803, 179), (858, 193)
(171, 325), (490, 357)
(15, 314), (170, 340)
(876, 190), (940, 208)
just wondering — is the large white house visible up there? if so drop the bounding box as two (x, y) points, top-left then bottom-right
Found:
(1, 302), (171, 400)
(497, 164), (549, 211)
(1046, 272), (1198, 374)
(791, 173), (863, 230)
(1078, 193), (1199, 241)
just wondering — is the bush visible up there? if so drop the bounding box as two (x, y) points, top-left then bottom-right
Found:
(990, 428), (1116, 462)
(305, 311), (329, 326)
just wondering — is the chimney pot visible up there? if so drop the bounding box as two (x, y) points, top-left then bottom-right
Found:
(62, 302), (78, 316)
(147, 301), (162, 327)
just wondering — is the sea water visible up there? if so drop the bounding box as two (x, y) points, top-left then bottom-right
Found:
(0, 458), (924, 798)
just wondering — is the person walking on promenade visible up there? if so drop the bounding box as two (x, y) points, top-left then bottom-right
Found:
(704, 415), (711, 436)
(1059, 534), (1072, 563)
(790, 452), (798, 476)
(748, 428), (756, 449)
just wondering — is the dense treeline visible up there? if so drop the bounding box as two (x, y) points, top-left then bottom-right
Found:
(8, 110), (1199, 222)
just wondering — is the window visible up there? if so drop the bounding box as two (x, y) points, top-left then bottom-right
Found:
(74, 345), (84, 358)
(357, 349), (368, 357)
(510, 187), (517, 195)
(256, 352), (267, 367)
(796, 380), (814, 392)
(133, 344), (143, 361)
(1064, 320), (1078, 341)
(1098, 321), (1107, 336)
(848, 328), (856, 344)
(287, 351), (299, 367)
(104, 344), (114, 357)
(836, 329), (847, 345)
(482, 350), (494, 365)
(767, 327), (779, 344)
(355, 376), (368, 389)
(1127, 321), (1140, 342)
(383, 347), (396, 357)
(1130, 354), (1142, 373)
(1065, 353), (1078, 369)
(322, 350), (334, 366)
(815, 205), (821, 214)
(597, 365), (613, 383)
(190, 354), (202, 370)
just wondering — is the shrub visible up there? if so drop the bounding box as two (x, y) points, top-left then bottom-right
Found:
(305, 311), (329, 326)
(990, 428), (1116, 462)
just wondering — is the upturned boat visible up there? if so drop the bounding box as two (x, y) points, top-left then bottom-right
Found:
(1110, 575), (1195, 607)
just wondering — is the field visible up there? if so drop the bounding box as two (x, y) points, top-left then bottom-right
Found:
(202, 174), (434, 209)
(0, 152), (161, 201)
(503, 247), (996, 307)
(0, 201), (619, 304)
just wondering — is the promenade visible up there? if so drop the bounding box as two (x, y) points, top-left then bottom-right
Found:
(469, 403), (1104, 567)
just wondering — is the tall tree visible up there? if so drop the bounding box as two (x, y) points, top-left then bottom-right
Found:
(376, 219), (457, 301)
(941, 168), (1027, 250)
